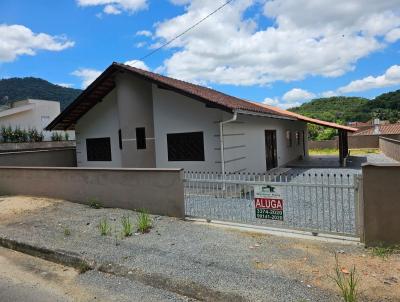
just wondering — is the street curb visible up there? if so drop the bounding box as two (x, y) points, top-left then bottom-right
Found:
(98, 262), (247, 302)
(0, 237), (93, 273)
(0, 236), (247, 302)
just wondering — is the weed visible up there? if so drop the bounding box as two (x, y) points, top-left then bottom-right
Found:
(63, 227), (71, 236)
(137, 209), (152, 233)
(98, 218), (111, 236)
(121, 216), (133, 237)
(77, 261), (92, 274)
(330, 253), (359, 302)
(88, 197), (102, 209)
(370, 244), (400, 259)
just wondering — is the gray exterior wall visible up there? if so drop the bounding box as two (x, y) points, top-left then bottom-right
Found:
(0, 167), (184, 218)
(0, 148), (76, 167)
(74, 76), (308, 172)
(379, 137), (400, 161)
(361, 164), (400, 246)
(75, 90), (122, 167)
(116, 74), (156, 167)
(153, 85), (307, 173)
(0, 141), (75, 152)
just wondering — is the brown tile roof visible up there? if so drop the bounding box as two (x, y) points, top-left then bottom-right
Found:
(352, 123), (400, 136)
(46, 62), (357, 132)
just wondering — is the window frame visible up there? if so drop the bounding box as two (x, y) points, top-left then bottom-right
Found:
(167, 131), (205, 162)
(86, 137), (112, 162)
(286, 130), (292, 148)
(136, 127), (146, 150)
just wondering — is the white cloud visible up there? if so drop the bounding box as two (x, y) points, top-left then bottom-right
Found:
(136, 30), (152, 37)
(262, 96), (301, 110)
(124, 60), (150, 70)
(152, 0), (400, 86)
(135, 41), (147, 48)
(320, 90), (338, 98)
(103, 4), (121, 14)
(76, 0), (147, 14)
(282, 88), (315, 102)
(386, 28), (400, 42)
(262, 97), (280, 106)
(0, 24), (74, 63)
(337, 65), (400, 93)
(71, 68), (102, 88)
(57, 83), (74, 88)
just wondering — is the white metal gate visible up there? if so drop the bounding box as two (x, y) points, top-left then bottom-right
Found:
(184, 171), (361, 237)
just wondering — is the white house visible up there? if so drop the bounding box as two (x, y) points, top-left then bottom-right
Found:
(0, 99), (75, 141)
(47, 63), (356, 172)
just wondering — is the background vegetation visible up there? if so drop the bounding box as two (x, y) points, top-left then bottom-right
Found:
(0, 77), (82, 110)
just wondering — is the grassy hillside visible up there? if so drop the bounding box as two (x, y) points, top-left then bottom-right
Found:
(289, 91), (400, 140)
(0, 77), (81, 110)
(289, 96), (370, 123)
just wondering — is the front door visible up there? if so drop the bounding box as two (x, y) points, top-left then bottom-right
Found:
(265, 130), (278, 170)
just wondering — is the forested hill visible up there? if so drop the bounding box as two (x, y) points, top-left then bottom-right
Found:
(289, 90), (400, 124)
(0, 77), (82, 110)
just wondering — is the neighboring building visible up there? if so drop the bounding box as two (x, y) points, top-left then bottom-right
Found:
(0, 99), (75, 141)
(352, 120), (400, 140)
(47, 63), (356, 172)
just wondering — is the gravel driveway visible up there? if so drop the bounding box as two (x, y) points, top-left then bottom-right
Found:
(1, 196), (399, 302)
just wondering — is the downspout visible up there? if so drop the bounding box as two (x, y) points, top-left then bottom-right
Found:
(220, 111), (238, 189)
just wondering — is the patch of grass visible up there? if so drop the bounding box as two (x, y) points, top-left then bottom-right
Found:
(330, 253), (359, 302)
(88, 197), (102, 209)
(309, 148), (379, 156)
(98, 218), (111, 236)
(77, 261), (92, 274)
(137, 209), (152, 234)
(309, 148), (339, 155)
(63, 227), (71, 236)
(121, 216), (133, 237)
(349, 148), (379, 155)
(370, 244), (400, 259)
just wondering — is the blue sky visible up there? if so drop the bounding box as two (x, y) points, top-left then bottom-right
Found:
(1, 0), (400, 109)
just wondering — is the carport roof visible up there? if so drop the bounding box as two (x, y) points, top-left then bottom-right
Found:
(46, 62), (358, 132)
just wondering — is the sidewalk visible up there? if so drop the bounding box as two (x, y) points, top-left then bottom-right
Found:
(0, 196), (399, 302)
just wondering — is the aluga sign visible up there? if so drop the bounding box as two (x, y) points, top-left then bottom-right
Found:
(254, 185), (284, 221)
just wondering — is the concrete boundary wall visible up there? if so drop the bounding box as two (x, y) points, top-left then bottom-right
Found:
(0, 167), (184, 218)
(0, 148), (77, 167)
(379, 137), (400, 162)
(0, 141), (76, 152)
(361, 164), (400, 246)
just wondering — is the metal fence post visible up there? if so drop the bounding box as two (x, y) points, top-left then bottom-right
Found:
(353, 174), (363, 238)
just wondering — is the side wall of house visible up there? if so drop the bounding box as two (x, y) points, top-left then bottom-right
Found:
(75, 90), (122, 167)
(153, 86), (222, 172)
(152, 86), (308, 173)
(116, 74), (156, 167)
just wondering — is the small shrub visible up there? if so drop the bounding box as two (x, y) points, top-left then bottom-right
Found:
(88, 198), (102, 209)
(77, 261), (92, 274)
(98, 218), (111, 236)
(63, 227), (71, 236)
(330, 253), (359, 302)
(137, 209), (152, 233)
(121, 215), (133, 237)
(370, 244), (400, 259)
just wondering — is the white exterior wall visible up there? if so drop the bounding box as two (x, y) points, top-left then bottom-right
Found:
(0, 99), (75, 141)
(152, 86), (308, 173)
(223, 114), (307, 173)
(153, 86), (222, 172)
(75, 90), (122, 167)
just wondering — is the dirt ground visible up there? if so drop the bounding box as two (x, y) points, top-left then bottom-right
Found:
(235, 230), (400, 301)
(0, 196), (61, 224)
(1, 195), (399, 302)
